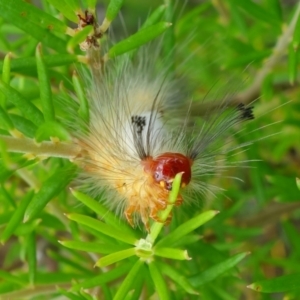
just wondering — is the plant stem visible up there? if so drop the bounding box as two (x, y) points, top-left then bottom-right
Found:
(191, 2), (300, 115)
(146, 173), (182, 245)
(0, 283), (71, 299)
(0, 135), (81, 159)
(236, 2), (300, 103)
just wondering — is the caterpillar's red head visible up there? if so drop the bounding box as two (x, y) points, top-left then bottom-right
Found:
(143, 153), (192, 191)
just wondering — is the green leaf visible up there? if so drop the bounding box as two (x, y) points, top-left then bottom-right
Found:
(189, 252), (250, 287)
(154, 247), (191, 260)
(141, 4), (166, 29)
(58, 288), (86, 300)
(48, 250), (93, 275)
(0, 80), (44, 127)
(106, 0), (124, 22)
(8, 114), (37, 138)
(46, 0), (80, 23)
(59, 240), (128, 254)
(146, 172), (182, 244)
(27, 231), (37, 284)
(288, 42), (298, 85)
(0, 54), (78, 73)
(35, 121), (71, 142)
(66, 213), (137, 245)
(293, 9), (300, 50)
(2, 53), (11, 84)
(156, 210), (218, 247)
(0, 270), (27, 286)
(231, 0), (281, 28)
(113, 259), (143, 300)
(0, 186), (16, 208)
(79, 289), (94, 300)
(248, 273), (300, 293)
(72, 71), (90, 123)
(0, 52), (11, 107)
(60, 0), (80, 14)
(14, 219), (41, 236)
(107, 22), (172, 59)
(85, 0), (97, 11)
(148, 261), (170, 300)
(36, 43), (55, 122)
(158, 262), (198, 295)
(0, 190), (34, 243)
(71, 262), (131, 291)
(0, 0), (68, 52)
(0, 106), (14, 131)
(71, 189), (135, 236)
(95, 248), (136, 267)
(24, 164), (77, 222)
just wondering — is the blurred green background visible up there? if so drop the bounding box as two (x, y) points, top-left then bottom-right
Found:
(1, 0), (300, 299)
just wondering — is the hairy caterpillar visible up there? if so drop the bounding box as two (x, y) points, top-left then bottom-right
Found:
(72, 31), (255, 229)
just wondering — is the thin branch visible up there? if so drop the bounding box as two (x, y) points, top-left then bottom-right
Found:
(0, 135), (81, 160)
(235, 201), (300, 228)
(191, 2), (300, 116)
(0, 283), (71, 299)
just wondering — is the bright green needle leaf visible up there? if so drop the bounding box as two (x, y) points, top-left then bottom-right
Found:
(66, 213), (137, 245)
(248, 273), (300, 293)
(0, 270), (27, 286)
(154, 247), (191, 260)
(113, 259), (143, 300)
(14, 219), (41, 236)
(36, 43), (55, 122)
(71, 189), (135, 236)
(189, 252), (250, 287)
(293, 11), (300, 50)
(24, 164), (77, 222)
(35, 121), (71, 142)
(95, 248), (136, 267)
(0, 106), (14, 131)
(0, 190), (34, 243)
(71, 262), (131, 291)
(0, 186), (16, 208)
(59, 240), (128, 254)
(2, 53), (11, 84)
(106, 0), (124, 22)
(66, 0), (82, 14)
(9, 114), (37, 138)
(0, 52), (11, 107)
(0, 80), (44, 127)
(0, 0), (68, 52)
(79, 289), (94, 300)
(46, 0), (80, 23)
(57, 288), (86, 300)
(288, 43), (298, 85)
(148, 261), (170, 300)
(156, 210), (218, 247)
(86, 0), (97, 11)
(107, 22), (172, 59)
(0, 54), (78, 73)
(72, 71), (90, 123)
(141, 4), (166, 29)
(158, 262), (199, 295)
(230, 0), (281, 28)
(146, 172), (182, 244)
(27, 231), (37, 285)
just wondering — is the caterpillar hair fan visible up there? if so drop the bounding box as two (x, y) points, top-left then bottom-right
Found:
(72, 8), (255, 230)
